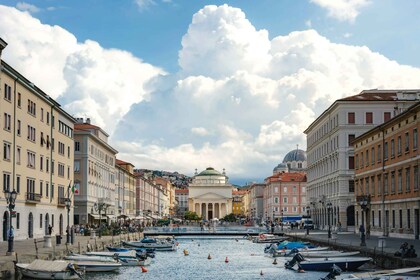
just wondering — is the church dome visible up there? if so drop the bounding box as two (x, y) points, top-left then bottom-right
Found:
(283, 149), (307, 163)
(197, 167), (223, 176)
(273, 163), (288, 174)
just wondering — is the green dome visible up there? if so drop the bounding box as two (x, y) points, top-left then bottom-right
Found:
(197, 167), (223, 176)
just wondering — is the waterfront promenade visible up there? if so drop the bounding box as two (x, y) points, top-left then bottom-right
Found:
(0, 226), (418, 278)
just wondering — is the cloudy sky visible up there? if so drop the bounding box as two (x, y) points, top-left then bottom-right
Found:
(1, 0), (420, 185)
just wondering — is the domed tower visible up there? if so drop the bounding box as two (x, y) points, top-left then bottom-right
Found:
(282, 147), (307, 172)
(273, 163), (288, 175)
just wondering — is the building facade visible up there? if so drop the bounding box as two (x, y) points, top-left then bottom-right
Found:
(1, 38), (76, 240)
(175, 189), (189, 218)
(353, 101), (419, 239)
(115, 159), (136, 221)
(73, 118), (118, 226)
(188, 167), (233, 219)
(304, 89), (420, 231)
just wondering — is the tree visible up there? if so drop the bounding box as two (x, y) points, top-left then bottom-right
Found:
(184, 211), (200, 221)
(221, 213), (236, 222)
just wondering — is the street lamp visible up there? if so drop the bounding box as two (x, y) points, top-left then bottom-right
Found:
(306, 206), (311, 235)
(272, 210), (275, 223)
(4, 189), (17, 255)
(358, 195), (369, 246)
(326, 202), (332, 238)
(65, 198), (71, 244)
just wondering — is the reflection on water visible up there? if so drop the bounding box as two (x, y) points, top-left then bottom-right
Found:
(85, 236), (327, 280)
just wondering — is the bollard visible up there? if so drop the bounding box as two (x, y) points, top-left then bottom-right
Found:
(78, 242), (81, 254)
(94, 238), (98, 251)
(102, 242), (105, 251)
(34, 239), (39, 259)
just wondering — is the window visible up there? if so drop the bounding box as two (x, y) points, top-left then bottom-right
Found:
(16, 147), (21, 164)
(392, 210), (395, 228)
(377, 175), (382, 195)
(46, 112), (50, 125)
(397, 170), (402, 193)
(348, 134), (355, 146)
(348, 112), (355, 124)
(4, 84), (11, 101)
(3, 142), (11, 160)
(17, 92), (21, 107)
(391, 172), (395, 193)
(377, 144), (381, 162)
(3, 173), (10, 192)
(274, 197), (279, 203)
(371, 147), (375, 164)
(384, 141), (388, 159)
(58, 142), (65, 155)
(27, 151), (36, 168)
(46, 182), (49, 197)
(414, 166), (419, 191)
(40, 156), (43, 171)
(390, 139), (395, 158)
(274, 186), (278, 193)
(75, 141), (80, 152)
(372, 211), (375, 227)
(17, 120), (21, 136)
(379, 210), (382, 227)
(365, 112), (373, 124)
(397, 136), (402, 155)
(365, 150), (369, 166)
(16, 176), (20, 193)
(384, 112), (391, 122)
(74, 160), (80, 172)
(399, 209), (403, 229)
(384, 173), (388, 194)
(16, 213), (20, 229)
(349, 180), (354, 192)
(283, 197), (288, 203)
(46, 158), (49, 172)
(283, 187), (287, 193)
(405, 168), (411, 192)
(40, 214), (43, 228)
(407, 209), (411, 229)
(27, 125), (36, 142)
(28, 99), (36, 116)
(41, 108), (44, 122)
(58, 163), (65, 177)
(40, 181), (43, 196)
(414, 128), (418, 150)
(349, 156), (354, 169)
(405, 132), (410, 152)
(4, 113), (11, 130)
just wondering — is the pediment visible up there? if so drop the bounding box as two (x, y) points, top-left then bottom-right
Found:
(194, 192), (228, 200)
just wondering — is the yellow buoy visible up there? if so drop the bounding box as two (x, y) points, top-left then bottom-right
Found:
(183, 249), (189, 256)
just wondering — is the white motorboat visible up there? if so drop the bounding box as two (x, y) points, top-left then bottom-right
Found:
(271, 246), (330, 257)
(65, 253), (119, 263)
(252, 233), (287, 243)
(284, 250), (360, 258)
(83, 251), (152, 266)
(73, 261), (122, 272)
(123, 240), (177, 251)
(16, 259), (83, 279)
(336, 266), (420, 279)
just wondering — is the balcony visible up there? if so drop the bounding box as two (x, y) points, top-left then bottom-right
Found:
(26, 192), (41, 203)
(57, 197), (67, 207)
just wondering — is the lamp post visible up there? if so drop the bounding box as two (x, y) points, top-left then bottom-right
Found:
(358, 195), (369, 246)
(272, 210), (275, 223)
(306, 206), (311, 235)
(326, 202), (332, 238)
(5, 189), (17, 255)
(65, 198), (71, 244)
(281, 209), (284, 232)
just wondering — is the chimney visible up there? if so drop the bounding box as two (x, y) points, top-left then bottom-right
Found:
(75, 117), (84, 124)
(86, 118), (91, 124)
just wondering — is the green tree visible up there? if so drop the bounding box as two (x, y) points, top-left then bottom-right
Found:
(221, 213), (236, 222)
(184, 211), (200, 221)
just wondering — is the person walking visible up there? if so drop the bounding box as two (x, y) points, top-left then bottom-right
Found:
(48, 224), (53, 236)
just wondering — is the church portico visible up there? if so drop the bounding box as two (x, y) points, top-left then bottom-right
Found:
(188, 167), (233, 220)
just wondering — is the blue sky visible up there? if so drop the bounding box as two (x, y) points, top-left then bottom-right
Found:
(1, 1), (420, 184)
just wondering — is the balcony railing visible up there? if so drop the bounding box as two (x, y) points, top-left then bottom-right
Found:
(58, 197), (67, 206)
(26, 192), (41, 203)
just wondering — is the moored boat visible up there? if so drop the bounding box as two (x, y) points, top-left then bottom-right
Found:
(278, 248), (360, 258)
(123, 240), (177, 251)
(285, 253), (372, 272)
(83, 251), (152, 266)
(16, 259), (83, 279)
(269, 245), (329, 256)
(252, 233), (288, 243)
(336, 266), (420, 279)
(73, 261), (122, 272)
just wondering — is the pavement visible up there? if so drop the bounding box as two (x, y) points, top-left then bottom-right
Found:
(0, 231), (143, 278)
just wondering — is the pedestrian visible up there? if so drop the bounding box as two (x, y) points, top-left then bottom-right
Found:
(359, 224), (365, 236)
(48, 224), (53, 235)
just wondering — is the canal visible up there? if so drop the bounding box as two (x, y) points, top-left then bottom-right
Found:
(84, 236), (328, 280)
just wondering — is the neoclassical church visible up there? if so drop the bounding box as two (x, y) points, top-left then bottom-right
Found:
(188, 167), (233, 220)
(272, 147), (307, 174)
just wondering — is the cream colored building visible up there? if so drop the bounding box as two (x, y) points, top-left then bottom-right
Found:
(73, 118), (118, 226)
(1, 38), (76, 240)
(115, 159), (136, 220)
(188, 167), (233, 219)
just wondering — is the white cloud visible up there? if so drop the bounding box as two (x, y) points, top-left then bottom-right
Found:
(310, 0), (371, 22)
(2, 4), (420, 183)
(16, 2), (40, 14)
(343, 32), (352, 38)
(0, 5), (164, 133)
(305, 20), (312, 28)
(134, 0), (156, 10)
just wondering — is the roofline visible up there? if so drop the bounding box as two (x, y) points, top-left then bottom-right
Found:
(352, 100), (420, 144)
(1, 60), (77, 123)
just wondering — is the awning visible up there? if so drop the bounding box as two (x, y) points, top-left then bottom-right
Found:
(106, 215), (116, 219)
(89, 213), (106, 220)
(117, 214), (128, 219)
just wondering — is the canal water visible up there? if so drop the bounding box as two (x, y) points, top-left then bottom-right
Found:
(85, 236), (328, 280)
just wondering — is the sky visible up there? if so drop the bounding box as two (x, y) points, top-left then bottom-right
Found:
(1, 0), (420, 185)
